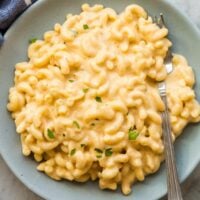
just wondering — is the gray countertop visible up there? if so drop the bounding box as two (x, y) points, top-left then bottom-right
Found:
(1, 0), (200, 200)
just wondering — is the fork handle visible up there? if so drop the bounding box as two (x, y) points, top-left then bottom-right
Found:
(161, 95), (183, 200)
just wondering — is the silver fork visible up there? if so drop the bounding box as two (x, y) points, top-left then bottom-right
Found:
(156, 14), (183, 200)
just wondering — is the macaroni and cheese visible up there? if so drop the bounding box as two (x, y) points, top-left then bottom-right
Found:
(7, 4), (200, 195)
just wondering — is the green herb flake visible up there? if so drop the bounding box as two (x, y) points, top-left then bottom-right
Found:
(95, 96), (102, 103)
(83, 88), (89, 93)
(73, 121), (80, 129)
(69, 80), (74, 83)
(29, 38), (37, 44)
(83, 24), (89, 30)
(96, 155), (102, 159)
(81, 144), (86, 148)
(47, 129), (55, 139)
(128, 128), (139, 140)
(105, 148), (113, 157)
(90, 123), (95, 126)
(94, 148), (103, 154)
(70, 148), (76, 156)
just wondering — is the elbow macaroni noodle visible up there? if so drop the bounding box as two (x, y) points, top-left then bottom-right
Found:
(7, 4), (200, 195)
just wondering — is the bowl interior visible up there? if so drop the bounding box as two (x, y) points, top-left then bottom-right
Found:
(0, 0), (200, 200)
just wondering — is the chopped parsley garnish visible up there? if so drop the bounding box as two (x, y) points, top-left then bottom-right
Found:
(94, 148), (103, 154)
(29, 38), (37, 44)
(47, 129), (55, 139)
(73, 121), (80, 129)
(83, 88), (89, 93)
(95, 96), (102, 103)
(128, 127), (139, 140)
(105, 148), (113, 157)
(70, 148), (76, 156)
(69, 80), (74, 82)
(96, 155), (102, 159)
(81, 144), (86, 148)
(83, 24), (89, 30)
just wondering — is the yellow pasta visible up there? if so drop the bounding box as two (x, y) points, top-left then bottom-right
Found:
(7, 4), (200, 195)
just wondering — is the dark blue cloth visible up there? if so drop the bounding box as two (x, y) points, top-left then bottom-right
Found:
(0, 0), (37, 45)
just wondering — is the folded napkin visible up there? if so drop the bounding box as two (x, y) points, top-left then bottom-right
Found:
(0, 0), (37, 45)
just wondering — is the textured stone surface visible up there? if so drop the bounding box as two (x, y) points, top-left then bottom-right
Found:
(1, 0), (200, 200)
